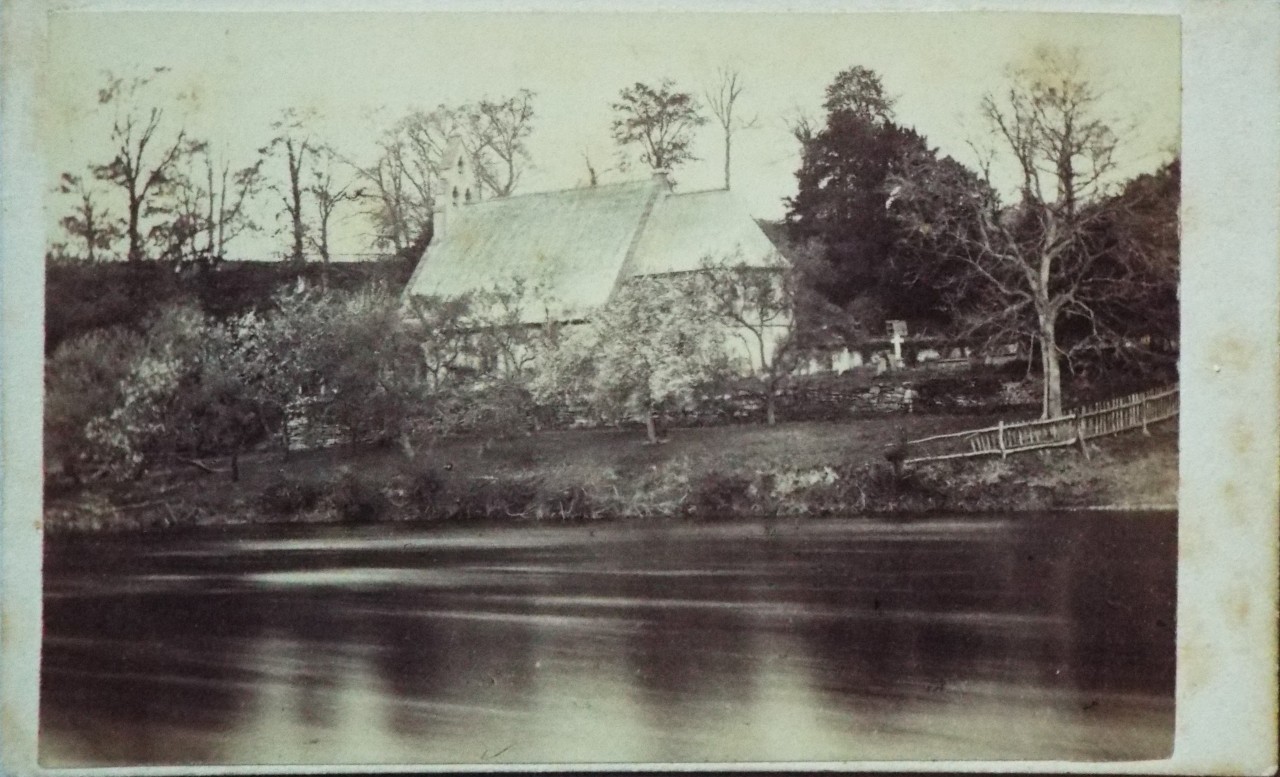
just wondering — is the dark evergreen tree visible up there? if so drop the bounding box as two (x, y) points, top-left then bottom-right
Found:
(1066, 157), (1180, 372)
(784, 66), (934, 320)
(883, 151), (998, 330)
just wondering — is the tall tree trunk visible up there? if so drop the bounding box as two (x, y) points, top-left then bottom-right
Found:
(644, 411), (658, 444)
(84, 202), (98, 263)
(127, 197), (142, 262)
(280, 420), (292, 461)
(230, 451), (240, 483)
(291, 204), (305, 262)
(206, 162), (217, 256)
(78, 194), (95, 262)
(1038, 315), (1063, 419)
(288, 142), (306, 263)
(723, 130), (732, 190)
(318, 212), (331, 290)
(759, 337), (775, 425)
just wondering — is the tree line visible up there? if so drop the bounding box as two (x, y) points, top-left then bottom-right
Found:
(52, 68), (757, 271)
(50, 47), (1179, 440)
(784, 50), (1178, 417)
(54, 74), (542, 275)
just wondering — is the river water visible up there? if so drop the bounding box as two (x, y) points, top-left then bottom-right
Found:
(41, 512), (1175, 766)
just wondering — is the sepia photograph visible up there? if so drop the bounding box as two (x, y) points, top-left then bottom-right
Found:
(1, 1), (1275, 773)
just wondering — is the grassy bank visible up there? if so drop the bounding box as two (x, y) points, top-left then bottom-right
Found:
(43, 415), (1177, 534)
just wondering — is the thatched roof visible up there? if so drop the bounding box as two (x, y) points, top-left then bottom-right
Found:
(403, 175), (778, 323)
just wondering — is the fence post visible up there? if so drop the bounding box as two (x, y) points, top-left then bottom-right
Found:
(997, 419), (1007, 458)
(1140, 393), (1151, 436)
(1075, 410), (1091, 460)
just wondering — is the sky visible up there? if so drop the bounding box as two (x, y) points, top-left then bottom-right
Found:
(42, 10), (1181, 260)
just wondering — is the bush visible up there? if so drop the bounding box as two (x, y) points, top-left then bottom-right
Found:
(539, 485), (598, 521)
(687, 471), (753, 517)
(846, 462), (945, 511)
(331, 471), (389, 523)
(258, 474), (324, 515)
(44, 325), (146, 479)
(451, 476), (541, 520)
(464, 383), (537, 439)
(405, 467), (449, 518)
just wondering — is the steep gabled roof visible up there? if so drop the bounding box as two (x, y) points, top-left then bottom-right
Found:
(403, 176), (778, 323)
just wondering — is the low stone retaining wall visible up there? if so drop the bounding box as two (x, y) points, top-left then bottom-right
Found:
(551, 374), (1042, 431)
(281, 373), (1044, 451)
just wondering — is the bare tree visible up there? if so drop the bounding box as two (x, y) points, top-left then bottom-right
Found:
(352, 119), (438, 257)
(703, 68), (759, 190)
(611, 79), (708, 175)
(154, 138), (211, 262)
(307, 147), (362, 285)
(394, 95), (537, 201)
(57, 172), (119, 262)
(889, 47), (1135, 418)
(405, 293), (478, 394)
(151, 139), (263, 263)
(691, 245), (845, 426)
(201, 146), (264, 258)
(580, 148), (624, 188)
(360, 105), (460, 256)
(691, 252), (794, 425)
(472, 280), (538, 382)
(466, 90), (537, 197)
(353, 93), (535, 257)
(261, 107), (319, 263)
(784, 108), (819, 147)
(91, 68), (188, 262)
(582, 152), (600, 187)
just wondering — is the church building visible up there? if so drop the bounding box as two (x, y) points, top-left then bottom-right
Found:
(402, 140), (787, 373)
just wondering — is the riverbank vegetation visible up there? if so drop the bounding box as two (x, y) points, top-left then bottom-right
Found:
(43, 416), (1176, 534)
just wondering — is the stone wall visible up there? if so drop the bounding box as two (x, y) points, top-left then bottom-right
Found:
(553, 372), (1041, 431)
(281, 371), (1043, 452)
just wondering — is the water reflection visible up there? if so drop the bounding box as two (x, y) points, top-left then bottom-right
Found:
(41, 513), (1175, 766)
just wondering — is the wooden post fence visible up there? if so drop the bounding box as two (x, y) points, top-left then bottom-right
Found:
(901, 384), (1177, 465)
(1074, 410), (1090, 460)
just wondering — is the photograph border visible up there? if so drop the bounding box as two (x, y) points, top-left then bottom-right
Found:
(3, 0), (1276, 774)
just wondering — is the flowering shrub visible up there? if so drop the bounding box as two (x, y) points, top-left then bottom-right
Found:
(44, 326), (144, 480)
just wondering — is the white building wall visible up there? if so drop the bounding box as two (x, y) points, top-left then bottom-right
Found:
(720, 320), (791, 376)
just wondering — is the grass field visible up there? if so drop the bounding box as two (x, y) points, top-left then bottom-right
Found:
(328, 414), (992, 484)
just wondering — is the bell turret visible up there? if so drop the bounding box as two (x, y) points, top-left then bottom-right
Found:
(433, 137), (477, 239)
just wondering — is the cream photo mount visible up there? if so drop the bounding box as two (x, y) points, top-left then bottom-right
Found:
(1, 0), (1276, 774)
